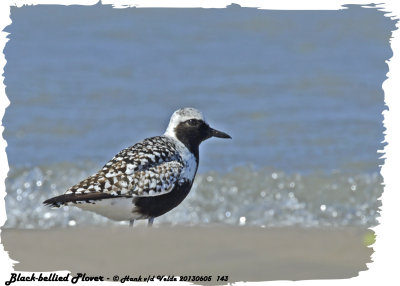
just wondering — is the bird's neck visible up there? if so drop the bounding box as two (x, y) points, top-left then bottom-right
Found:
(165, 129), (202, 163)
(178, 138), (200, 163)
(165, 133), (200, 163)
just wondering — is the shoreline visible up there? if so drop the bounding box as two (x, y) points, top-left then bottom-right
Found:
(1, 226), (373, 283)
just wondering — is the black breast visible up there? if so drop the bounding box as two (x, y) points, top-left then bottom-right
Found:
(133, 180), (193, 218)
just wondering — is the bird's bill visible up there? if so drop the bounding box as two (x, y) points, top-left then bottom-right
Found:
(210, 128), (231, 139)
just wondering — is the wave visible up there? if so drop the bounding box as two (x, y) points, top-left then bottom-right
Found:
(4, 164), (382, 228)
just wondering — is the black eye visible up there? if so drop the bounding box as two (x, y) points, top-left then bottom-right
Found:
(187, 119), (197, 126)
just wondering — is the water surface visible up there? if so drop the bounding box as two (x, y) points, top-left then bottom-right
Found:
(2, 4), (395, 228)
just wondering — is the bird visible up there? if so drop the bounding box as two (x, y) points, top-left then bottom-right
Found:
(43, 107), (231, 226)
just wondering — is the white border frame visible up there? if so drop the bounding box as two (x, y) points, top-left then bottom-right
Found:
(1, 1), (399, 285)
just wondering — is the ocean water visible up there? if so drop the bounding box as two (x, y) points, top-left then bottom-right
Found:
(2, 4), (396, 228)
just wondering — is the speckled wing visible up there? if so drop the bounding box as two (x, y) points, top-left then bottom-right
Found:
(43, 136), (186, 207)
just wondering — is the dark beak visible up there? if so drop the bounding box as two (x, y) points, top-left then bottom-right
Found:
(210, 128), (232, 139)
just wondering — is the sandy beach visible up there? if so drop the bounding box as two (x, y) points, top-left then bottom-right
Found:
(1, 226), (372, 283)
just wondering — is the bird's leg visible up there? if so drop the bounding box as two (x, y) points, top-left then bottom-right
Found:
(148, 217), (154, 227)
(129, 219), (135, 227)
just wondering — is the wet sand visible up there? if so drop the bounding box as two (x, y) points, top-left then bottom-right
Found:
(1, 226), (373, 283)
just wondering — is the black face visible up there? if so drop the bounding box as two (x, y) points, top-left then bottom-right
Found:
(174, 119), (231, 159)
(175, 119), (212, 148)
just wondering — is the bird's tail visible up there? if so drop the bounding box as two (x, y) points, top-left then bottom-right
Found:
(43, 192), (129, 207)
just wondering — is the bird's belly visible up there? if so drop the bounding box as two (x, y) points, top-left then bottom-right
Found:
(134, 180), (192, 218)
(75, 197), (144, 221)
(74, 180), (193, 221)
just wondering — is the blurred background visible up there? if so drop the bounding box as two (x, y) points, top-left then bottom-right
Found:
(2, 4), (396, 228)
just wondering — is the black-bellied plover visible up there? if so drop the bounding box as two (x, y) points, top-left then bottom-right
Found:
(43, 107), (231, 226)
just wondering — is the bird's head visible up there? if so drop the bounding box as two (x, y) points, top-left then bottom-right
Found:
(164, 107), (231, 151)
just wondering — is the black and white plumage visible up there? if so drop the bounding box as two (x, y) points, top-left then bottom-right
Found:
(43, 107), (231, 226)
